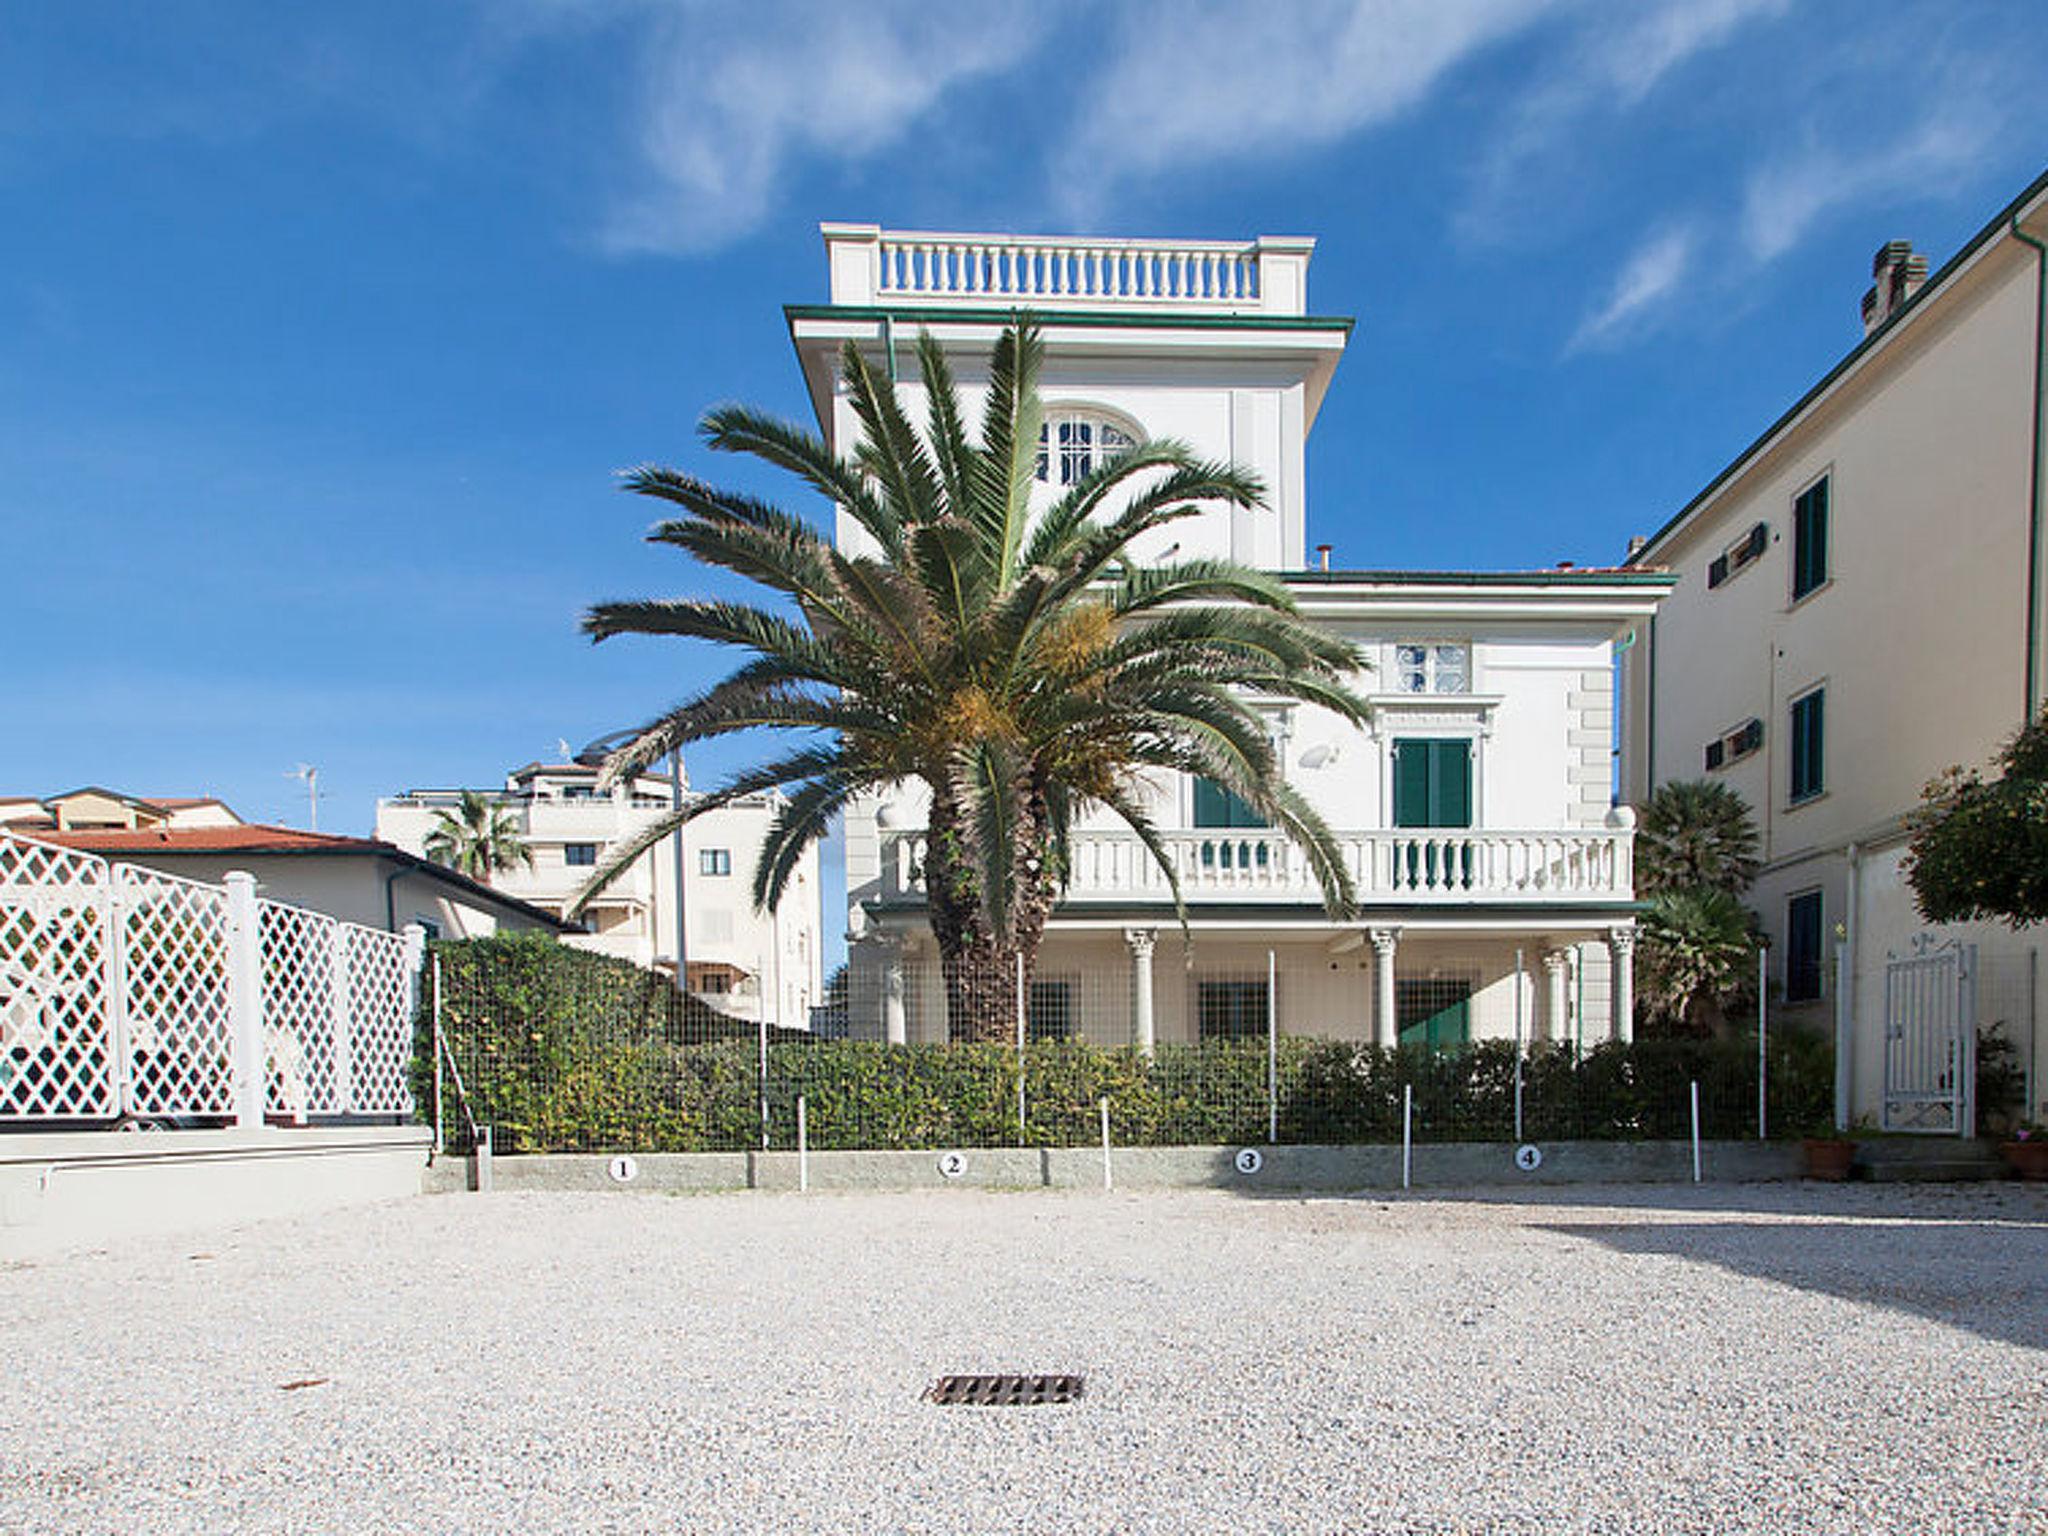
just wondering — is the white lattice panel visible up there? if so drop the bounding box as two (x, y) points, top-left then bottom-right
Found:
(0, 834), (117, 1119)
(259, 898), (341, 1117)
(344, 924), (413, 1114)
(118, 864), (235, 1118)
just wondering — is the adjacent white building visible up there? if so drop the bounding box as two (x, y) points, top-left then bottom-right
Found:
(1620, 166), (2048, 1129)
(795, 225), (1671, 1046)
(377, 760), (824, 1026)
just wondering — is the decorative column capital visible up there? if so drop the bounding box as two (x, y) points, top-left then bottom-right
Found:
(1367, 925), (1401, 956)
(1541, 947), (1570, 977)
(1123, 926), (1157, 959)
(1607, 923), (1636, 957)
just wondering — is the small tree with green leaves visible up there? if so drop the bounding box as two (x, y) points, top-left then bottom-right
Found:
(1637, 888), (1759, 1037)
(1906, 706), (2048, 927)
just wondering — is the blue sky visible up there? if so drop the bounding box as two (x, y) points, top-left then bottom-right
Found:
(3, 0), (2044, 877)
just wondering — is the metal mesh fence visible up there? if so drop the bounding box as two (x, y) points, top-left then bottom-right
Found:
(426, 937), (1835, 1154)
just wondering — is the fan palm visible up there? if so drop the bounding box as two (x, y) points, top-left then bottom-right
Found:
(1635, 779), (1760, 897)
(422, 790), (533, 883)
(572, 321), (1370, 1041)
(1638, 888), (1758, 1036)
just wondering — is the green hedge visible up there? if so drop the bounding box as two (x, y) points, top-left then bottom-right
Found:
(420, 936), (1835, 1153)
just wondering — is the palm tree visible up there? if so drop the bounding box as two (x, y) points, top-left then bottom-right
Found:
(1635, 779), (1760, 897)
(1638, 888), (1757, 1036)
(572, 322), (1370, 1041)
(423, 790), (533, 883)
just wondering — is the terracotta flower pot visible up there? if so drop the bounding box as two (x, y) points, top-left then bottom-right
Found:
(1999, 1139), (2048, 1181)
(1803, 1137), (1855, 1181)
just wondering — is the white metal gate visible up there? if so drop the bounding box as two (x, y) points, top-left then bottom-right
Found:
(1882, 937), (1976, 1134)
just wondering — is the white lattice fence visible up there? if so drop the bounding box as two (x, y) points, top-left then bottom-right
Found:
(0, 830), (422, 1127)
(0, 835), (116, 1119)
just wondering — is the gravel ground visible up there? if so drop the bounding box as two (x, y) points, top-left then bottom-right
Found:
(3, 1183), (2046, 1535)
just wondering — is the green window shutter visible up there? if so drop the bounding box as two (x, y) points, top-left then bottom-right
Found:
(1193, 779), (1265, 828)
(1794, 477), (1829, 598)
(1790, 690), (1825, 801)
(1393, 740), (1472, 828)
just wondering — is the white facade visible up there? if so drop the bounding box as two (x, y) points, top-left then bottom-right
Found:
(376, 762), (824, 1027)
(794, 225), (1669, 1047)
(1620, 168), (2048, 1126)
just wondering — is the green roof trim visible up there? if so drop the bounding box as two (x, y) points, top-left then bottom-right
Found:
(785, 303), (1355, 335)
(1630, 161), (2048, 563)
(1282, 568), (1677, 586)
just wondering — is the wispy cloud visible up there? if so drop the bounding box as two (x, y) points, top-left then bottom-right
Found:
(1050, 0), (1562, 221)
(583, 0), (1051, 254)
(1567, 224), (1695, 352)
(1740, 95), (2009, 263)
(1458, 0), (1790, 243)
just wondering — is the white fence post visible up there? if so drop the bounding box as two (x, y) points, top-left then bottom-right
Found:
(329, 923), (354, 1115)
(224, 872), (264, 1130)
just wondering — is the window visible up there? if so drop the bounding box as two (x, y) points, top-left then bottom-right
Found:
(1035, 412), (1135, 485)
(700, 848), (732, 876)
(1792, 475), (1829, 599)
(1392, 739), (1472, 829)
(1789, 688), (1825, 804)
(1394, 643), (1470, 694)
(1028, 980), (1074, 1042)
(1196, 979), (1268, 1041)
(1396, 977), (1472, 1049)
(1192, 779), (1267, 828)
(1706, 523), (1770, 590)
(564, 843), (597, 867)
(1704, 718), (1763, 773)
(1785, 890), (1825, 1003)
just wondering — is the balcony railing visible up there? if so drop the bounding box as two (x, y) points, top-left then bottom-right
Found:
(880, 828), (1632, 906)
(822, 225), (1315, 316)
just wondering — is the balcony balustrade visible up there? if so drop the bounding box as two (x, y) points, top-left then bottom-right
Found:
(822, 225), (1315, 316)
(880, 827), (1632, 906)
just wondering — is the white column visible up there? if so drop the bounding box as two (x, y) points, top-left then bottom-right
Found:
(1608, 925), (1637, 1044)
(1542, 948), (1570, 1046)
(1125, 927), (1157, 1053)
(882, 942), (908, 1047)
(1369, 927), (1400, 1048)
(223, 871), (265, 1130)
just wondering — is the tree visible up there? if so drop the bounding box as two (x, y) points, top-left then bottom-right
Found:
(1634, 779), (1760, 897)
(572, 322), (1369, 1041)
(1905, 706), (2048, 927)
(1637, 888), (1758, 1037)
(423, 789), (533, 883)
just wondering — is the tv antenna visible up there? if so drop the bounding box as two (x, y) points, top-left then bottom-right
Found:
(285, 764), (321, 831)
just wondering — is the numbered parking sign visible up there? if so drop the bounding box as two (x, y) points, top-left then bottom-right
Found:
(1234, 1147), (1264, 1176)
(608, 1155), (639, 1184)
(937, 1151), (969, 1180)
(1514, 1144), (1543, 1172)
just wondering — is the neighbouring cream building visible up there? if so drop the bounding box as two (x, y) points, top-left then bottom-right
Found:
(377, 761), (824, 1027)
(795, 224), (1672, 1047)
(1621, 165), (2048, 1130)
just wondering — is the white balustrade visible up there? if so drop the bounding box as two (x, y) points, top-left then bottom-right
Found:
(880, 827), (1633, 905)
(823, 225), (1316, 316)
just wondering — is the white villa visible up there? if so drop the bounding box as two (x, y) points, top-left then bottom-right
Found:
(377, 761), (824, 1027)
(796, 224), (1673, 1047)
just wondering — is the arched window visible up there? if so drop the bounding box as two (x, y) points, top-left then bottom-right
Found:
(1035, 409), (1137, 486)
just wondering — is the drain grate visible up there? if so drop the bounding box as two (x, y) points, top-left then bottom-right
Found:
(926, 1373), (1084, 1406)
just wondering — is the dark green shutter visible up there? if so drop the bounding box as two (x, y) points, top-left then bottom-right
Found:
(1393, 740), (1472, 829)
(1794, 477), (1829, 598)
(1194, 779), (1266, 828)
(1790, 690), (1825, 801)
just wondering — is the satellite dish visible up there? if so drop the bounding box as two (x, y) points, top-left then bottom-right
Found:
(1299, 743), (1340, 770)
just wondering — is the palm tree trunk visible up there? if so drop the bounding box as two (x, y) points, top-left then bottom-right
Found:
(923, 790), (1058, 1043)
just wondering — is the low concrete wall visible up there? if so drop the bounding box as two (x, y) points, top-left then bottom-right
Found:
(0, 1124), (432, 1260)
(428, 1139), (1805, 1196)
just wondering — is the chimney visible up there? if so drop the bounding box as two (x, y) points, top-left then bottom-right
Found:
(1861, 239), (1929, 334)
(1626, 535), (1648, 562)
(1315, 543), (1332, 572)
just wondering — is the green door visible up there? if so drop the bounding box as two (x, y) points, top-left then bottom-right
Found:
(1397, 980), (1472, 1049)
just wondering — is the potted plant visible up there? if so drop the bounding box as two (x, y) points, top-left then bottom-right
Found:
(1800, 1116), (1858, 1181)
(1999, 1122), (2048, 1181)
